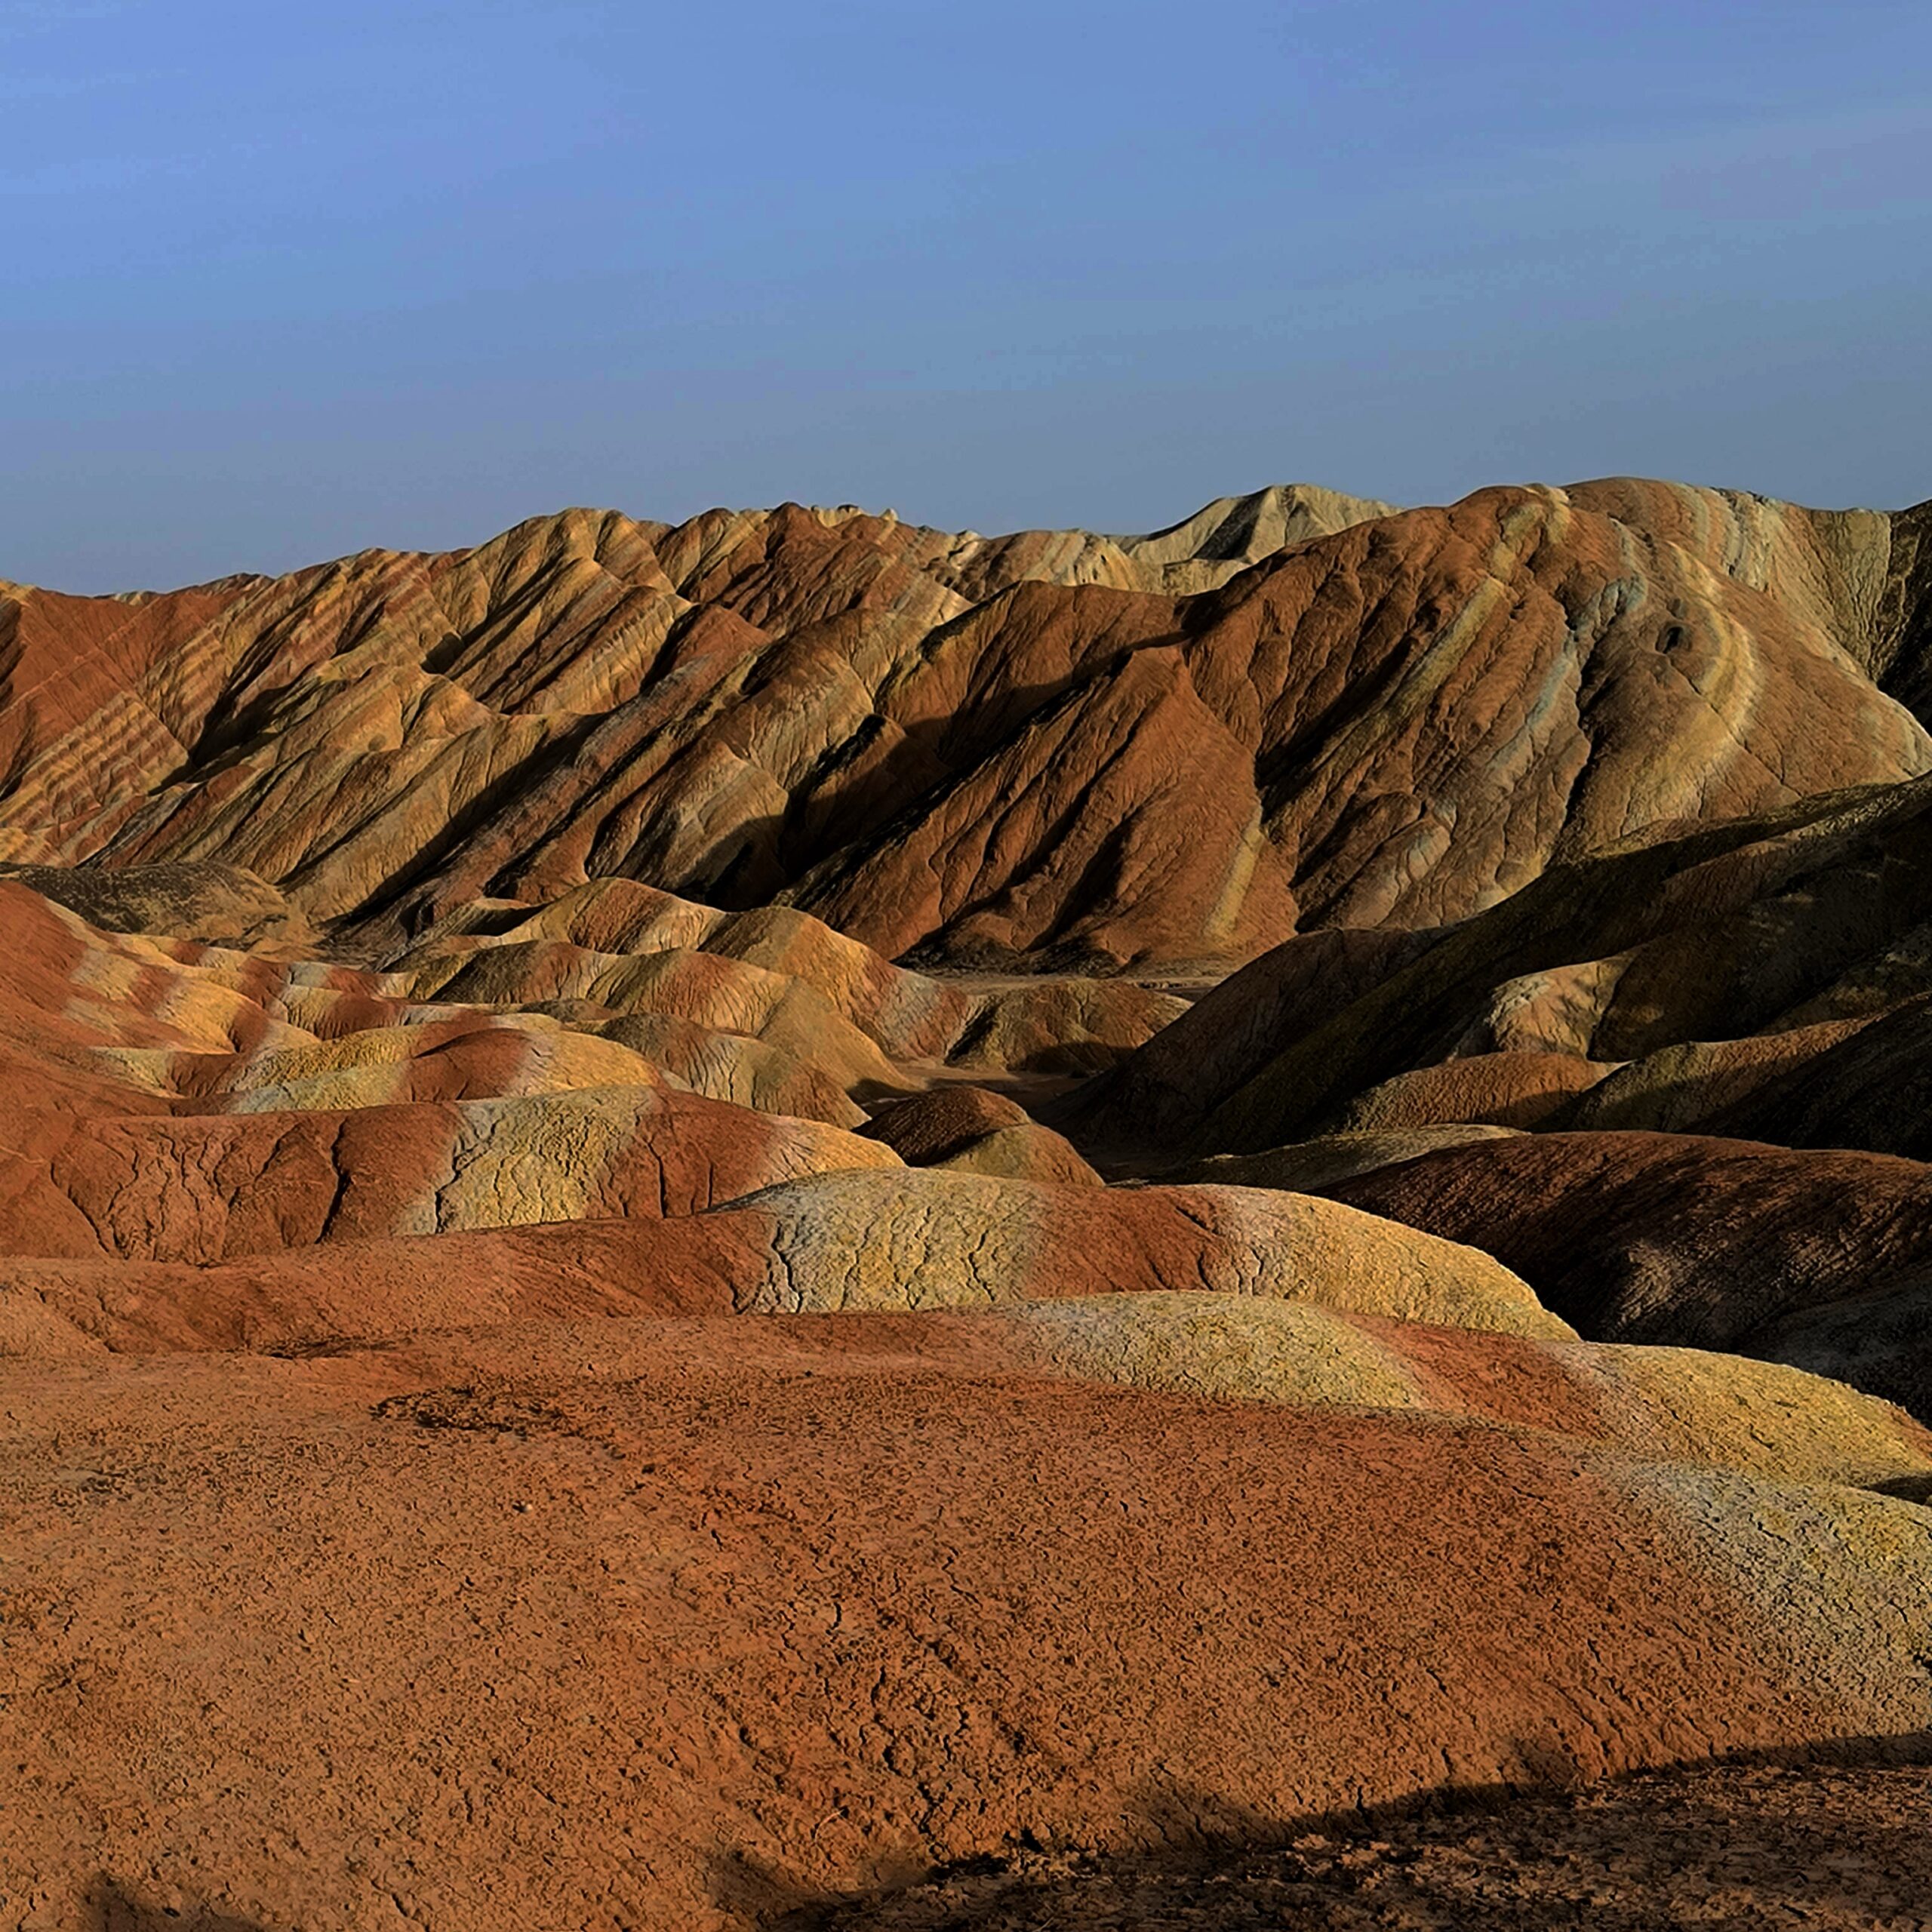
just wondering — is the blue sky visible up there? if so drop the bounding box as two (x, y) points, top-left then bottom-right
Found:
(3, 0), (1929, 589)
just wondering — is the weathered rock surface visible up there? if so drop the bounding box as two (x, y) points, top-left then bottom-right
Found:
(0, 1172), (1564, 1350)
(1076, 767), (1932, 1158)
(0, 1088), (906, 1263)
(1164, 1125), (1522, 1194)
(7, 480), (1928, 970)
(863, 1085), (1034, 1161)
(1321, 1131), (1932, 1417)
(0, 857), (318, 947)
(860, 1085), (1103, 1184)
(1324, 1050), (1614, 1133)
(395, 878), (1189, 1082)
(1557, 1017), (1879, 1136)
(1692, 992), (1932, 1157)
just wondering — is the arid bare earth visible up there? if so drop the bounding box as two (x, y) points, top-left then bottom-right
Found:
(8, 481), (1932, 1927)
(807, 1760), (1932, 1930)
(5, 1316), (1932, 1931)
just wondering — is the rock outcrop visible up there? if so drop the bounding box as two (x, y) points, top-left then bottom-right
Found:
(1319, 1131), (1932, 1418)
(1076, 767), (1932, 1158)
(6, 481), (1929, 970)
(860, 1085), (1103, 1185)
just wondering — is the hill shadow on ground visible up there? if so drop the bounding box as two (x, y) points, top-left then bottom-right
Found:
(780, 1738), (1932, 1930)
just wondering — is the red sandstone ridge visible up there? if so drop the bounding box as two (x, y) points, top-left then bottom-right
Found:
(5, 481), (1929, 970)
(8, 480), (1932, 1928)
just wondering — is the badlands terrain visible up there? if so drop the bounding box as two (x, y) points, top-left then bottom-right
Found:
(5, 478), (1932, 1927)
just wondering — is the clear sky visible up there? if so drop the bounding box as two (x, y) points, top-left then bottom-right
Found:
(4, 0), (1930, 591)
